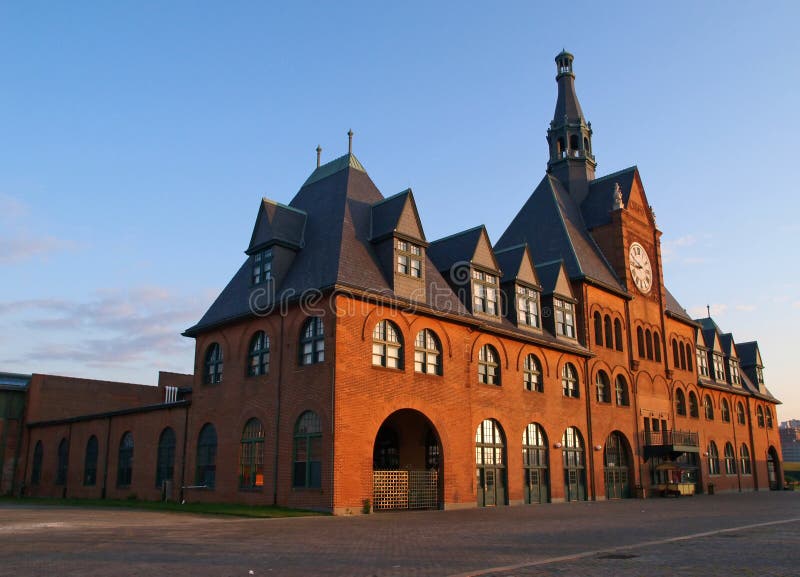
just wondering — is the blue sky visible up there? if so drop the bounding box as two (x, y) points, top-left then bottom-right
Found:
(2, 1), (799, 419)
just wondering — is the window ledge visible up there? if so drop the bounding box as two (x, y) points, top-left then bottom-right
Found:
(371, 365), (405, 373)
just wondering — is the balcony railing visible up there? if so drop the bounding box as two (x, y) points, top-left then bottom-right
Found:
(641, 429), (699, 448)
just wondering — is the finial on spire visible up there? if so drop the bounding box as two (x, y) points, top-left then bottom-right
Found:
(612, 183), (624, 211)
(348, 129), (353, 154)
(707, 304), (711, 318)
(316, 145), (322, 168)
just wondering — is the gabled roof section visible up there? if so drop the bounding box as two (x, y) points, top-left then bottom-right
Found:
(370, 189), (426, 242)
(496, 174), (625, 293)
(303, 153), (366, 187)
(536, 260), (574, 299)
(494, 244), (540, 287)
(247, 198), (307, 253)
(698, 317), (723, 352)
(737, 341), (762, 368)
(581, 166), (638, 229)
(720, 333), (737, 358)
(428, 225), (500, 273)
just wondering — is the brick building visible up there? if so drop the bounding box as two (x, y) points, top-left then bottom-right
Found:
(10, 51), (784, 512)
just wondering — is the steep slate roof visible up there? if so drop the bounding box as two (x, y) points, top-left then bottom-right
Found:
(494, 244), (540, 287)
(664, 288), (694, 323)
(535, 260), (565, 296)
(581, 166), (638, 229)
(736, 342), (760, 368)
(427, 226), (494, 272)
(247, 198), (307, 252)
(370, 189), (424, 241)
(496, 174), (625, 293)
(186, 154), (467, 335)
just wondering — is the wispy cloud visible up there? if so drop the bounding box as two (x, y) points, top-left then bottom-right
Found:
(0, 193), (83, 263)
(0, 193), (29, 221)
(735, 304), (757, 312)
(661, 233), (713, 265)
(3, 286), (206, 367)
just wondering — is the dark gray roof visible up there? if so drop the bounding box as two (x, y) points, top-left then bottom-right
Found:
(186, 154), (467, 335)
(720, 333), (735, 356)
(0, 372), (30, 390)
(535, 260), (563, 296)
(370, 189), (420, 241)
(553, 55), (585, 123)
(494, 244), (538, 287)
(427, 226), (487, 273)
(664, 288), (693, 323)
(495, 175), (625, 293)
(247, 199), (307, 253)
(737, 341), (760, 368)
(581, 167), (638, 229)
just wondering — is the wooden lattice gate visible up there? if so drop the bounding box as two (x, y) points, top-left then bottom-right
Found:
(372, 470), (438, 510)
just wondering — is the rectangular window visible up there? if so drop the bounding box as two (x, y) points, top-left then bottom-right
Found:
(252, 248), (273, 285)
(696, 349), (709, 377)
(713, 354), (725, 381)
(396, 239), (423, 278)
(471, 270), (498, 316)
(554, 298), (576, 338)
(517, 285), (540, 328)
(729, 360), (740, 385)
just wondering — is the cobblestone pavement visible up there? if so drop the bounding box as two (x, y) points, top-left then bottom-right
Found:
(0, 492), (798, 577)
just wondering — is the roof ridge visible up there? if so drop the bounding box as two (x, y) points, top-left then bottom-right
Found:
(591, 165), (638, 184)
(371, 188), (411, 207)
(545, 176), (584, 276)
(261, 197), (308, 216)
(302, 153), (367, 187)
(429, 224), (485, 245)
(493, 243), (527, 254)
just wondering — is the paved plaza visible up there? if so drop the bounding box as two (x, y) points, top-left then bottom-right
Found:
(0, 492), (798, 577)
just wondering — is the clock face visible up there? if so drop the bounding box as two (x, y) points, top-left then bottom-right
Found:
(628, 242), (653, 294)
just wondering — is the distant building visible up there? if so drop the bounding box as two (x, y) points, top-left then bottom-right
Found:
(4, 50), (785, 512)
(779, 421), (800, 462)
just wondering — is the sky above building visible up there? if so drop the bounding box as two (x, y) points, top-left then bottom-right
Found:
(1, 1), (798, 418)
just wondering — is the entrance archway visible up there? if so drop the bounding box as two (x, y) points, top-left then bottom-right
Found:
(372, 409), (441, 511)
(562, 426), (587, 501)
(603, 431), (632, 499)
(522, 422), (549, 504)
(767, 446), (781, 491)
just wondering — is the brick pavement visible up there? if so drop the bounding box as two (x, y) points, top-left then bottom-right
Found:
(0, 492), (798, 577)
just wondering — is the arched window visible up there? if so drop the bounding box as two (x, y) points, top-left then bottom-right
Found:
(724, 442), (736, 475)
(522, 423), (549, 504)
(248, 331), (270, 376)
(615, 375), (630, 406)
(523, 354), (543, 392)
(595, 370), (610, 403)
(300, 317), (325, 365)
(204, 343), (223, 384)
(84, 435), (98, 486)
(653, 332), (661, 362)
(685, 344), (693, 372)
(562, 363), (579, 398)
(156, 427), (176, 490)
(414, 329), (442, 375)
(604, 316), (613, 349)
(583, 136), (590, 153)
(562, 427), (586, 502)
(637, 327), (645, 358)
(704, 395), (714, 420)
(707, 441), (720, 475)
(672, 340), (680, 367)
(679, 344), (687, 370)
(478, 344), (500, 385)
(689, 391), (699, 418)
(614, 319), (623, 351)
(196, 424), (217, 488)
(117, 432), (134, 487)
(372, 320), (403, 369)
(55, 438), (69, 486)
(721, 399), (731, 423)
(736, 402), (746, 425)
(676, 388), (687, 416)
(240, 418), (265, 489)
(557, 137), (565, 156)
(569, 134), (579, 150)
(593, 312), (603, 346)
(31, 441), (43, 486)
(740, 444), (752, 475)
(766, 408), (773, 428)
(293, 411), (322, 489)
(645, 329), (653, 360)
(475, 419), (507, 506)
(757, 406), (765, 428)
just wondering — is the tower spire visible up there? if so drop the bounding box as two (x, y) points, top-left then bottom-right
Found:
(546, 50), (596, 204)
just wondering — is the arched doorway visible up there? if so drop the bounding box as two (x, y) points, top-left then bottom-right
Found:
(522, 422), (549, 504)
(372, 409), (441, 511)
(562, 426), (587, 502)
(603, 432), (632, 499)
(476, 419), (507, 507)
(767, 446), (781, 491)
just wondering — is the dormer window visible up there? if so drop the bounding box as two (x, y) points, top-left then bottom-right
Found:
(756, 367), (764, 385)
(554, 297), (576, 338)
(472, 270), (498, 315)
(729, 360), (741, 385)
(252, 248), (273, 285)
(516, 286), (540, 328)
(696, 349), (709, 377)
(713, 354), (725, 381)
(396, 240), (423, 278)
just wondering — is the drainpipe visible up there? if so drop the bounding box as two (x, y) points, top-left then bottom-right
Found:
(179, 401), (190, 503)
(101, 416), (112, 499)
(272, 312), (285, 506)
(581, 284), (597, 501)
